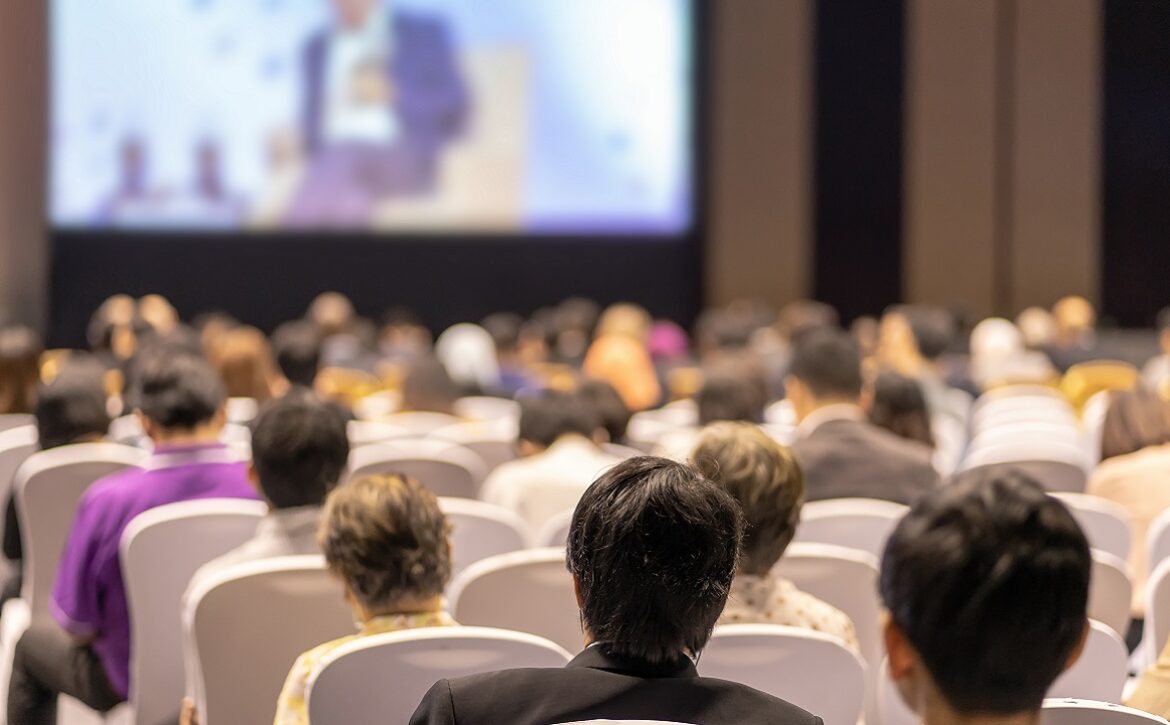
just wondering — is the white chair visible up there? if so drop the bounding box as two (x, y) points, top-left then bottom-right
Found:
(536, 509), (575, 548)
(1042, 699), (1170, 724)
(701, 624), (865, 725)
(0, 414), (33, 434)
(448, 548), (582, 654)
(184, 556), (353, 725)
(346, 439), (487, 498)
(453, 396), (520, 423)
(510, 481), (592, 535)
(431, 419), (518, 473)
(968, 424), (1084, 451)
(791, 498), (909, 559)
(1145, 557), (1170, 667)
(0, 425), (37, 503)
(774, 543), (882, 671)
(1048, 620), (1128, 703)
(346, 420), (413, 448)
(108, 415), (148, 448)
(765, 399), (797, 428)
(1081, 390), (1114, 466)
(961, 451), (1089, 494)
(352, 391), (401, 421)
(120, 498), (267, 725)
(1089, 550), (1133, 641)
(306, 627), (572, 725)
(224, 397), (258, 425)
(1147, 508), (1170, 581)
(439, 497), (531, 577)
(1053, 493), (1133, 562)
(15, 443), (147, 621)
(379, 411), (463, 436)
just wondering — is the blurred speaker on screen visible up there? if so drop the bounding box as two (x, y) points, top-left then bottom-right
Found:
(286, 0), (470, 227)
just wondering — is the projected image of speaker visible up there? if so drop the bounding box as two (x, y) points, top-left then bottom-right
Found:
(50, 0), (695, 234)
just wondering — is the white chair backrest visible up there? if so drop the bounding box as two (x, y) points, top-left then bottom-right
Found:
(346, 420), (413, 448)
(1147, 508), (1170, 580)
(511, 481), (591, 535)
(448, 548), (582, 654)
(701, 624), (866, 725)
(1048, 620), (1128, 703)
(791, 498), (909, 559)
(346, 440), (487, 498)
(184, 556), (353, 725)
(1145, 557), (1170, 667)
(1041, 699), (1170, 725)
(961, 458), (1089, 494)
(0, 424), (37, 496)
(1081, 390), (1114, 465)
(1052, 493), (1133, 561)
(453, 396), (520, 423)
(15, 443), (146, 620)
(306, 626), (571, 725)
(380, 411), (463, 436)
(962, 439), (1091, 472)
(0, 414), (34, 434)
(224, 397), (258, 424)
(120, 498), (266, 725)
(1089, 550), (1133, 641)
(109, 414), (148, 447)
(431, 419), (518, 472)
(775, 543), (881, 672)
(968, 424), (1084, 451)
(536, 509), (576, 548)
(352, 391), (401, 422)
(439, 498), (531, 577)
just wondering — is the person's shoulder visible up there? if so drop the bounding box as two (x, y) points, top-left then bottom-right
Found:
(79, 465), (150, 511)
(860, 422), (936, 464)
(692, 676), (823, 724)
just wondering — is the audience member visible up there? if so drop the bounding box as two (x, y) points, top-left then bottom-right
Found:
(479, 389), (621, 521)
(209, 326), (286, 404)
(787, 329), (938, 504)
(275, 474), (455, 724)
(86, 294), (137, 367)
(7, 353), (257, 724)
(584, 303), (661, 411)
(482, 312), (541, 395)
(577, 379), (631, 445)
(0, 325), (42, 416)
(968, 317), (1055, 388)
(1086, 389), (1170, 619)
(691, 423), (857, 650)
(1016, 306), (1058, 350)
(434, 323), (499, 395)
(1142, 307), (1170, 393)
(1045, 295), (1100, 372)
(878, 305), (970, 427)
(867, 371), (935, 449)
(881, 468), (1091, 723)
(2, 358), (111, 604)
(399, 358), (461, 416)
(410, 456), (822, 725)
(271, 320), (324, 389)
(697, 361), (768, 425)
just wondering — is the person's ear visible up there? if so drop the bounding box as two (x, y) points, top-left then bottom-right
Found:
(883, 612), (916, 682)
(245, 463), (264, 498)
(1061, 619), (1091, 674)
(136, 410), (158, 442)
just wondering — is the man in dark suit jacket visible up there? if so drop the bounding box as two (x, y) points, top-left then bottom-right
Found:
(289, 0), (469, 224)
(410, 457), (823, 725)
(787, 329), (939, 505)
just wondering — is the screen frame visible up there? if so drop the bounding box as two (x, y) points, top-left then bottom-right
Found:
(46, 0), (709, 347)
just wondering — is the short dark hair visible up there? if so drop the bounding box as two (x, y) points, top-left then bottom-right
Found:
(696, 362), (768, 425)
(136, 353), (225, 431)
(518, 389), (602, 448)
(691, 423), (803, 575)
(567, 456), (743, 664)
(892, 305), (956, 361)
(788, 328), (863, 400)
(869, 371), (935, 448)
(35, 357), (111, 450)
(577, 380), (631, 443)
(318, 474), (452, 611)
(250, 392), (349, 509)
(271, 320), (322, 388)
(880, 468), (1090, 715)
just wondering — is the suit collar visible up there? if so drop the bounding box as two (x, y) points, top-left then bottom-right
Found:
(567, 645), (698, 679)
(797, 403), (864, 438)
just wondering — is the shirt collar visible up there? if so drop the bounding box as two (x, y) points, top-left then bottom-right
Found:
(797, 403), (864, 438)
(360, 609), (456, 636)
(256, 505), (322, 538)
(568, 644), (699, 679)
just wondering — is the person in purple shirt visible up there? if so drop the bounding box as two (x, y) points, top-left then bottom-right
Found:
(8, 353), (258, 725)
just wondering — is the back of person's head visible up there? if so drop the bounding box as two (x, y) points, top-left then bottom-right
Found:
(567, 456), (743, 663)
(250, 392), (349, 509)
(318, 474), (451, 612)
(696, 362), (767, 425)
(1053, 295), (1096, 339)
(868, 371), (935, 448)
(35, 357), (111, 450)
(135, 352), (225, 432)
(0, 326), (43, 416)
(210, 326), (282, 402)
(87, 294), (135, 357)
(777, 299), (839, 343)
(891, 306), (956, 362)
(481, 312), (524, 355)
(518, 388), (602, 449)
(400, 358), (460, 415)
(576, 380), (631, 444)
(271, 320), (323, 388)
(596, 303), (652, 342)
(307, 291), (356, 337)
(691, 423), (802, 575)
(787, 328), (862, 401)
(880, 468), (1090, 716)
(1100, 388), (1170, 461)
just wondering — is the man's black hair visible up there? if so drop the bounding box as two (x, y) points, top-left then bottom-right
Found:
(787, 328), (863, 400)
(271, 320), (323, 388)
(567, 456), (743, 664)
(35, 357), (111, 450)
(577, 380), (631, 444)
(136, 352), (225, 430)
(251, 391), (350, 509)
(517, 389), (602, 448)
(880, 468), (1090, 715)
(696, 362), (767, 425)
